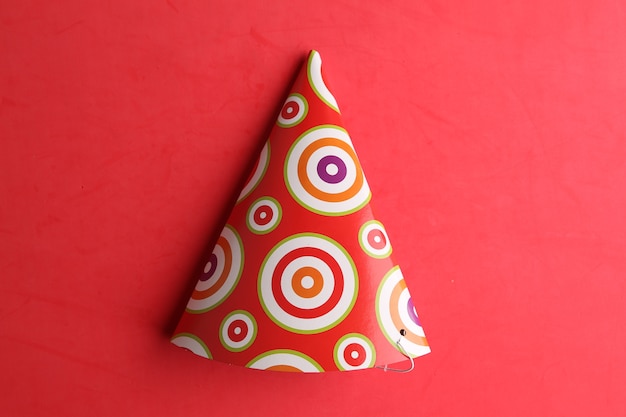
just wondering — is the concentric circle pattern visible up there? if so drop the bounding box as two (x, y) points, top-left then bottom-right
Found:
(219, 310), (257, 352)
(307, 50), (339, 113)
(333, 333), (376, 371)
(376, 267), (430, 357)
(237, 142), (270, 203)
(174, 50), (430, 372)
(277, 93), (308, 128)
(171, 333), (212, 359)
(359, 220), (392, 258)
(246, 197), (282, 234)
(186, 225), (244, 313)
(285, 125), (371, 215)
(247, 349), (323, 372)
(258, 233), (358, 333)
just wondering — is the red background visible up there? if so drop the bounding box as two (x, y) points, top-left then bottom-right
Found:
(2, 1), (625, 415)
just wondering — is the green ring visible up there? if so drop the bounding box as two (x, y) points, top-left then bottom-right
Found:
(257, 232), (359, 334)
(246, 349), (324, 372)
(307, 51), (340, 113)
(246, 196), (282, 235)
(219, 310), (257, 352)
(333, 333), (376, 370)
(358, 220), (393, 259)
(283, 124), (371, 216)
(185, 224), (245, 314)
(171, 332), (213, 359)
(277, 93), (309, 128)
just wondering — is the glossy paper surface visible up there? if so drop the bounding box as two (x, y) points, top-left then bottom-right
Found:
(172, 51), (430, 371)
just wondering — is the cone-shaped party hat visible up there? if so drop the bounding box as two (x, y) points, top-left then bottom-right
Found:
(172, 50), (430, 372)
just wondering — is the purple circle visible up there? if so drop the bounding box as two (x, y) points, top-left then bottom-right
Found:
(317, 155), (347, 184)
(407, 298), (421, 326)
(200, 253), (218, 281)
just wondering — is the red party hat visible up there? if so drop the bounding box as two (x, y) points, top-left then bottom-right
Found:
(172, 50), (430, 372)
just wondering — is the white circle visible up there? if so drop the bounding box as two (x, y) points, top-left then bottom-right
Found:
(307, 51), (339, 112)
(171, 334), (211, 359)
(259, 234), (357, 333)
(334, 334), (375, 371)
(325, 163), (339, 176)
(277, 95), (307, 127)
(187, 226), (243, 312)
(247, 198), (281, 234)
(237, 142), (269, 203)
(247, 350), (321, 372)
(360, 221), (392, 258)
(285, 126), (371, 215)
(221, 312), (256, 351)
(301, 276), (314, 289)
(398, 289), (426, 337)
(376, 267), (430, 358)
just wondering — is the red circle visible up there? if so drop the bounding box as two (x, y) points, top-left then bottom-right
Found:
(253, 205), (273, 226)
(343, 343), (366, 366)
(281, 101), (299, 120)
(271, 246), (344, 319)
(367, 229), (387, 250)
(227, 319), (248, 343)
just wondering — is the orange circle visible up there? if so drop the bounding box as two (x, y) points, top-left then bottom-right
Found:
(389, 281), (428, 347)
(291, 266), (324, 298)
(266, 365), (302, 372)
(297, 137), (363, 202)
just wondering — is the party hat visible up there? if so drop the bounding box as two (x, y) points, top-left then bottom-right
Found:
(172, 50), (430, 372)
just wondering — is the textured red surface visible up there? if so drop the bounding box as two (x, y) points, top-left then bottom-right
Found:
(2, 1), (625, 415)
